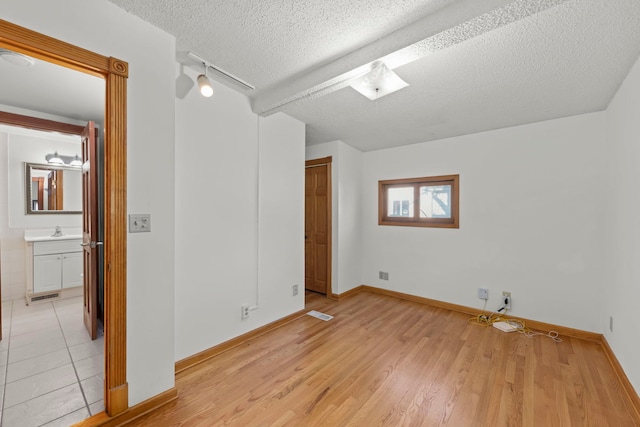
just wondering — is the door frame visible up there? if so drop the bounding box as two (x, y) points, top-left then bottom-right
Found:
(0, 19), (129, 417)
(305, 156), (333, 298)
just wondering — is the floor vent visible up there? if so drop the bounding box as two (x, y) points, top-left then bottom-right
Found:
(306, 310), (333, 321)
(30, 292), (61, 303)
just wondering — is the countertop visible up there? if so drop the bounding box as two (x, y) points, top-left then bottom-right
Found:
(24, 229), (82, 243)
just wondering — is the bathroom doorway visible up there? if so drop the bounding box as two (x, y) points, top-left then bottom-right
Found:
(0, 114), (105, 423)
(0, 18), (129, 421)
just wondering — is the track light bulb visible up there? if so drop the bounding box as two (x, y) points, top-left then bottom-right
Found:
(197, 74), (213, 97)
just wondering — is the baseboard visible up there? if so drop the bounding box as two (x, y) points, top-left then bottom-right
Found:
(71, 387), (177, 427)
(175, 308), (309, 374)
(600, 337), (640, 420)
(354, 285), (602, 342)
(330, 285), (364, 300)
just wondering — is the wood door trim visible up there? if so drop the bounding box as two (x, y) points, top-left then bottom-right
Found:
(0, 18), (129, 418)
(305, 156), (332, 167)
(73, 387), (178, 427)
(305, 157), (332, 296)
(32, 177), (44, 210)
(0, 111), (85, 135)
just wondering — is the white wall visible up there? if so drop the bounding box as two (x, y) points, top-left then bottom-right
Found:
(3, 0), (177, 406)
(257, 113), (306, 318)
(7, 128), (82, 227)
(604, 54), (640, 394)
(362, 113), (606, 332)
(306, 140), (363, 294)
(174, 64), (305, 361)
(0, 126), (82, 301)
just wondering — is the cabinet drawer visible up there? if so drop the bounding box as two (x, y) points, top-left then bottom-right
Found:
(33, 239), (82, 255)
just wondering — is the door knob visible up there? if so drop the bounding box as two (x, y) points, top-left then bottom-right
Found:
(81, 241), (103, 249)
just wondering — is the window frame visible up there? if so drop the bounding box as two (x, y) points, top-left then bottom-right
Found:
(378, 174), (459, 228)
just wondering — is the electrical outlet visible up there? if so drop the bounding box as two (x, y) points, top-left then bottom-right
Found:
(241, 305), (250, 319)
(502, 291), (511, 310)
(292, 284), (299, 296)
(478, 288), (489, 300)
(379, 271), (389, 280)
(609, 316), (613, 332)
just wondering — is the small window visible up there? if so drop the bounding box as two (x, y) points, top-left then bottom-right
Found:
(379, 175), (459, 228)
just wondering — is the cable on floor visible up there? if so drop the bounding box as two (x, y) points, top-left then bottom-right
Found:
(469, 308), (563, 343)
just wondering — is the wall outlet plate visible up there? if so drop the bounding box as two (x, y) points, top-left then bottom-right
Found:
(292, 284), (299, 296)
(478, 288), (489, 300)
(502, 291), (511, 310)
(241, 305), (250, 319)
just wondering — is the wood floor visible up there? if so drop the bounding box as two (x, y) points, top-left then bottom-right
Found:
(128, 291), (640, 426)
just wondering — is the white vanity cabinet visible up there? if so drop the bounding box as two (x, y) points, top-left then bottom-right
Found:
(61, 251), (83, 288)
(25, 238), (83, 303)
(33, 254), (63, 293)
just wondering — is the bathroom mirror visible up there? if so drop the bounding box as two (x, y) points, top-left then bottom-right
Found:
(25, 162), (82, 214)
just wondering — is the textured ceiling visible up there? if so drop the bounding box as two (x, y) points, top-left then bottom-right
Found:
(1, 1), (639, 152)
(108, 0), (459, 91)
(0, 55), (104, 124)
(286, 0), (640, 150)
(106, 0), (640, 151)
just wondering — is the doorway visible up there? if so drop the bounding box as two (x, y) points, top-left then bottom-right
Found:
(0, 18), (129, 420)
(0, 113), (105, 424)
(305, 156), (332, 297)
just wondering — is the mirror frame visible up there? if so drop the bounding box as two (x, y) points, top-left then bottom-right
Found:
(25, 162), (82, 214)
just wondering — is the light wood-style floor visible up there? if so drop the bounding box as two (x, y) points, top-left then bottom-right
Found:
(128, 291), (640, 426)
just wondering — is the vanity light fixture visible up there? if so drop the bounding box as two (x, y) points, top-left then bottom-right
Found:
(45, 152), (82, 167)
(197, 62), (214, 98)
(48, 151), (64, 165)
(349, 61), (409, 100)
(69, 154), (82, 167)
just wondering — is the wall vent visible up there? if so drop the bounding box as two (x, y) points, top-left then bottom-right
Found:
(30, 292), (60, 303)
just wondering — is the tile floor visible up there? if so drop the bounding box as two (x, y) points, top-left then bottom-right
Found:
(0, 296), (104, 427)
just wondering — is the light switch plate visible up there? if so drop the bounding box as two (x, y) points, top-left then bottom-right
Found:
(129, 214), (151, 233)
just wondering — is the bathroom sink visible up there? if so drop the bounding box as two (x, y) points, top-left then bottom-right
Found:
(24, 229), (83, 242)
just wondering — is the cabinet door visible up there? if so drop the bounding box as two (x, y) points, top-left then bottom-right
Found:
(33, 254), (62, 293)
(62, 252), (83, 289)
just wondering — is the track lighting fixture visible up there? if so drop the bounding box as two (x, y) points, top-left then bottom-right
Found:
(197, 62), (214, 97)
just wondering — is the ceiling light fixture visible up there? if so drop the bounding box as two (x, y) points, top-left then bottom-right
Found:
(350, 62), (409, 100)
(197, 62), (214, 97)
(0, 48), (35, 67)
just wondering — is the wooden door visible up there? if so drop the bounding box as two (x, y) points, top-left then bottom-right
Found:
(305, 158), (332, 295)
(46, 170), (64, 210)
(32, 177), (44, 210)
(47, 171), (56, 210)
(81, 121), (99, 340)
